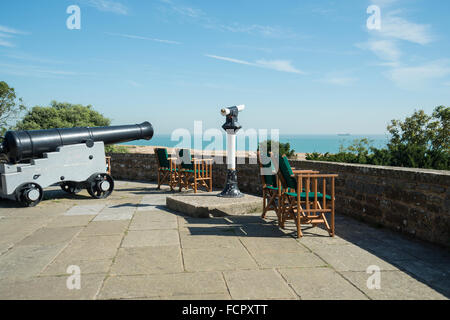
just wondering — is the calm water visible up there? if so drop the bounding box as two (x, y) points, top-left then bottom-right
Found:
(123, 134), (389, 154)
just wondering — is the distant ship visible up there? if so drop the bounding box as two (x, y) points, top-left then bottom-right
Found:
(337, 133), (351, 136)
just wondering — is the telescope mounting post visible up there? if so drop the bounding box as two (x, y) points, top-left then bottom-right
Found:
(218, 105), (245, 198)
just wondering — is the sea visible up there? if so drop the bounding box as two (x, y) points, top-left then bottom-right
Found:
(123, 134), (389, 154)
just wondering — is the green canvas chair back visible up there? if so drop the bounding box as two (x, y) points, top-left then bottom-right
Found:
(260, 155), (278, 188)
(279, 154), (297, 190)
(178, 149), (194, 170)
(155, 148), (170, 168)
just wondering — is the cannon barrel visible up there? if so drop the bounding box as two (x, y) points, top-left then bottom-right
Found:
(0, 121), (153, 163)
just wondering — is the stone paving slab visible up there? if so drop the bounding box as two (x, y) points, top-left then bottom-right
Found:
(166, 192), (262, 218)
(182, 247), (258, 272)
(41, 258), (113, 276)
(155, 293), (232, 300)
(224, 269), (297, 300)
(46, 215), (95, 228)
(341, 271), (447, 300)
(180, 233), (242, 249)
(17, 227), (82, 246)
(98, 272), (227, 299)
(56, 235), (123, 261)
(0, 180), (448, 300)
(250, 250), (327, 269)
(241, 236), (306, 253)
(121, 230), (180, 248)
(93, 205), (135, 221)
(64, 204), (106, 216)
(79, 221), (129, 237)
(129, 212), (178, 230)
(279, 267), (368, 300)
(110, 246), (183, 275)
(0, 244), (67, 280)
(0, 274), (106, 300)
(312, 243), (401, 272)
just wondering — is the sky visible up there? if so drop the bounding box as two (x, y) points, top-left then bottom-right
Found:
(0, 0), (449, 135)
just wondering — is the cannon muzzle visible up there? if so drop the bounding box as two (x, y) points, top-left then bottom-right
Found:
(1, 121), (154, 163)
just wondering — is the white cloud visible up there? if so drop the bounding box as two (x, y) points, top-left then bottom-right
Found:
(255, 59), (304, 74)
(205, 54), (253, 66)
(160, 0), (296, 39)
(378, 14), (434, 45)
(0, 25), (28, 47)
(105, 32), (181, 45)
(220, 23), (296, 38)
(0, 38), (14, 47)
(321, 76), (358, 86)
(84, 0), (128, 15)
(205, 54), (304, 74)
(370, 0), (399, 7)
(357, 39), (401, 62)
(127, 80), (141, 87)
(0, 25), (28, 35)
(388, 60), (450, 89)
(0, 63), (93, 78)
(358, 6), (434, 62)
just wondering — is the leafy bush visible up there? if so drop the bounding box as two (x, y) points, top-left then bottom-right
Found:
(105, 144), (129, 154)
(15, 101), (110, 130)
(306, 106), (449, 170)
(258, 140), (296, 158)
(0, 81), (26, 134)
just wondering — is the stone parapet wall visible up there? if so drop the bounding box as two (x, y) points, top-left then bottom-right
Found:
(108, 153), (449, 247)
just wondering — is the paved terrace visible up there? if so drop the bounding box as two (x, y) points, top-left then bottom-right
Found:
(0, 181), (448, 300)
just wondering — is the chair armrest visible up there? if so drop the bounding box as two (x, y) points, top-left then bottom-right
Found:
(193, 158), (213, 163)
(292, 170), (319, 174)
(294, 173), (338, 178)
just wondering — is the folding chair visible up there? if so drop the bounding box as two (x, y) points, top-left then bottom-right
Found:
(155, 148), (178, 190)
(177, 148), (213, 193)
(257, 151), (281, 223)
(275, 154), (337, 238)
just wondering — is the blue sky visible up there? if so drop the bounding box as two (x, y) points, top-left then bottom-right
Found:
(0, 0), (449, 134)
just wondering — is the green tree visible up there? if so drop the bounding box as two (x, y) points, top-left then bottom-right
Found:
(15, 101), (110, 130)
(258, 140), (296, 158)
(0, 81), (26, 134)
(14, 101), (125, 153)
(386, 106), (449, 169)
(306, 106), (449, 170)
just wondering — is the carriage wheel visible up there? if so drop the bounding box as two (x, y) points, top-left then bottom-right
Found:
(87, 173), (114, 199)
(15, 183), (44, 207)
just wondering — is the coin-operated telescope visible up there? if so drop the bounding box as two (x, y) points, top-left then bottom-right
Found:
(0, 122), (153, 207)
(218, 105), (245, 198)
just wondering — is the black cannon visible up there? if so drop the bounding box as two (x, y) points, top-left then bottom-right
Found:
(0, 122), (154, 206)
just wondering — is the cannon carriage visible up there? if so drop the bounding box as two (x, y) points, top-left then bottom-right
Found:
(0, 122), (153, 207)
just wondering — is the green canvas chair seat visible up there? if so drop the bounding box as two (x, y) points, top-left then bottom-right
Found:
(155, 147), (178, 190)
(285, 191), (332, 200)
(261, 154), (279, 188)
(276, 154), (337, 238)
(178, 149), (194, 170)
(182, 169), (208, 173)
(279, 154), (297, 190)
(258, 151), (281, 220)
(178, 148), (213, 193)
(160, 167), (179, 171)
(155, 148), (171, 169)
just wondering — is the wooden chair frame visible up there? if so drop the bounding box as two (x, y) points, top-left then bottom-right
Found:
(177, 149), (213, 193)
(155, 148), (179, 191)
(275, 154), (337, 238)
(105, 156), (111, 175)
(257, 151), (281, 223)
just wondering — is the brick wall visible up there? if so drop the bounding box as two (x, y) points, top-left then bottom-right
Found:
(108, 153), (450, 247)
